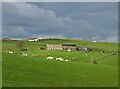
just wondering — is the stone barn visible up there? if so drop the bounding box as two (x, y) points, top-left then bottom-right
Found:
(46, 44), (63, 50)
(62, 44), (76, 51)
(46, 44), (77, 51)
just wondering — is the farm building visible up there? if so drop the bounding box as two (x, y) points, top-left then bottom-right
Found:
(46, 44), (77, 51)
(62, 44), (76, 51)
(28, 38), (39, 42)
(47, 44), (63, 50)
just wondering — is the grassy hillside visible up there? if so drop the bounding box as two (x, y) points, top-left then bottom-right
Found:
(2, 39), (118, 87)
(2, 39), (118, 52)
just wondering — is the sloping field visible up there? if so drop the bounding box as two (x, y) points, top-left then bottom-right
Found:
(2, 39), (118, 87)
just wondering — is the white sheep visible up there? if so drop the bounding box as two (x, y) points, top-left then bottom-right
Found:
(56, 57), (64, 61)
(55, 57), (59, 61)
(8, 51), (15, 54)
(47, 56), (54, 60)
(59, 58), (64, 61)
(21, 53), (27, 56)
(65, 59), (69, 62)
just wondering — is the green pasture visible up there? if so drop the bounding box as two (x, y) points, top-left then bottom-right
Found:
(2, 39), (118, 87)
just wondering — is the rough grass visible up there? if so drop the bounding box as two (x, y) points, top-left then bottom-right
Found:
(98, 54), (118, 66)
(2, 53), (118, 87)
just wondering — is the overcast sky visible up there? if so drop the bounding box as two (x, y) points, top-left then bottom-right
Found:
(2, 2), (118, 42)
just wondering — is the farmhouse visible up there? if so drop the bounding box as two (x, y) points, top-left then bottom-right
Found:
(47, 44), (76, 51)
(47, 44), (63, 50)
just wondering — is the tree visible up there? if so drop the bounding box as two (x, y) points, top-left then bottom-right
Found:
(16, 40), (25, 51)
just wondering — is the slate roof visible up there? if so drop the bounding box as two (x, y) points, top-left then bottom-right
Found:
(62, 44), (76, 46)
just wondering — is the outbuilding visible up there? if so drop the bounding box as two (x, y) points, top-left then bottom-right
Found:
(62, 44), (76, 51)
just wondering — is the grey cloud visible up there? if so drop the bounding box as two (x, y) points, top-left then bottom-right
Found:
(2, 2), (118, 42)
(98, 36), (118, 42)
(2, 26), (31, 38)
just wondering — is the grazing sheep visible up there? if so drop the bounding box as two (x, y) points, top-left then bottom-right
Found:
(56, 57), (64, 61)
(47, 56), (54, 60)
(59, 58), (64, 61)
(65, 59), (69, 62)
(19, 53), (27, 56)
(55, 57), (60, 61)
(8, 51), (15, 54)
(8, 51), (13, 54)
(84, 48), (88, 51)
(25, 53), (27, 56)
(22, 53), (28, 56)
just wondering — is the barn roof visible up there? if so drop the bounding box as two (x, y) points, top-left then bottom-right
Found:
(62, 44), (76, 46)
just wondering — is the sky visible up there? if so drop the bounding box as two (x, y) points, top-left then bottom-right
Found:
(1, 0), (119, 2)
(2, 2), (118, 42)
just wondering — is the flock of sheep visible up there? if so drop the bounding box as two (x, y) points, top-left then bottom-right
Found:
(6, 50), (69, 62)
(6, 49), (119, 64)
(6, 50), (95, 63)
(47, 56), (69, 61)
(7, 50), (28, 56)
